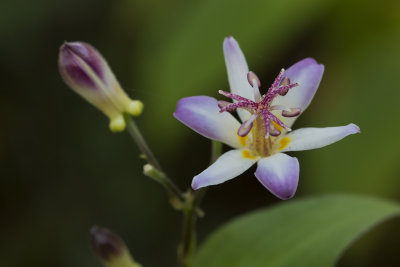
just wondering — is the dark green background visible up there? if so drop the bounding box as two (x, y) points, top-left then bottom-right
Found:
(1, 0), (400, 266)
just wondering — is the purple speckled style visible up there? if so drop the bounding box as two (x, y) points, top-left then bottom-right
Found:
(59, 42), (106, 89)
(218, 68), (300, 137)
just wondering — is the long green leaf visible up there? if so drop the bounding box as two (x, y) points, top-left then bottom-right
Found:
(193, 194), (400, 267)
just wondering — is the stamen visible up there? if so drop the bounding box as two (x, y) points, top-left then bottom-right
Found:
(282, 108), (301, 117)
(270, 105), (289, 111)
(218, 90), (250, 102)
(268, 112), (291, 131)
(278, 82), (299, 96)
(269, 124), (281, 136)
(217, 100), (231, 109)
(271, 69), (285, 89)
(247, 71), (261, 88)
(247, 71), (261, 102)
(262, 117), (270, 138)
(279, 76), (290, 86)
(219, 101), (257, 113)
(237, 114), (257, 137)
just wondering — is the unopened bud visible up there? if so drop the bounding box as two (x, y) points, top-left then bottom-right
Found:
(90, 226), (142, 267)
(59, 42), (143, 132)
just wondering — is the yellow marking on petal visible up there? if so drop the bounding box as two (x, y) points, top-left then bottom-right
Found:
(238, 135), (248, 147)
(272, 121), (283, 131)
(279, 137), (290, 150)
(242, 150), (257, 159)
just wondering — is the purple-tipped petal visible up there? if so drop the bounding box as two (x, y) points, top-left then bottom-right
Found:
(223, 36), (254, 122)
(271, 58), (324, 128)
(59, 42), (108, 89)
(281, 123), (360, 152)
(255, 153), (299, 200)
(174, 96), (242, 148)
(192, 149), (258, 190)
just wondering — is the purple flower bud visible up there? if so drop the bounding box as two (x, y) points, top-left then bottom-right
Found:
(90, 226), (125, 261)
(58, 42), (143, 132)
(59, 42), (107, 90)
(89, 226), (142, 267)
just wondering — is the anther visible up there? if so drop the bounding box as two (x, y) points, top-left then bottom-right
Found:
(217, 100), (231, 109)
(237, 114), (257, 137)
(269, 125), (281, 136)
(282, 108), (301, 117)
(279, 76), (290, 86)
(247, 71), (261, 88)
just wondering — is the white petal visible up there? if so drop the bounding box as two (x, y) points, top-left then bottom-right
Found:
(280, 124), (360, 152)
(255, 153), (299, 200)
(271, 58), (324, 128)
(174, 96), (243, 148)
(223, 36), (254, 122)
(192, 149), (258, 190)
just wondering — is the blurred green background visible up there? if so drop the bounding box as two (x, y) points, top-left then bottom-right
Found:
(1, 0), (400, 266)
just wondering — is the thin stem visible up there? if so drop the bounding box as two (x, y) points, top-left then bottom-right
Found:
(126, 116), (184, 205)
(179, 193), (196, 267)
(178, 141), (222, 267)
(126, 116), (162, 170)
(143, 164), (184, 208)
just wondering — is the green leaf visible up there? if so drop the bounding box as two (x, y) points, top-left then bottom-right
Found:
(193, 194), (400, 267)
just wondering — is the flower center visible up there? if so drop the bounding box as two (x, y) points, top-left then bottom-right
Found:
(218, 69), (301, 157)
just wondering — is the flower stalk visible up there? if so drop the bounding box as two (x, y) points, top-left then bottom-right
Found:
(143, 164), (184, 209)
(178, 140), (222, 267)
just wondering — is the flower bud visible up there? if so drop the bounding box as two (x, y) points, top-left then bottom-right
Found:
(59, 42), (143, 132)
(90, 226), (142, 267)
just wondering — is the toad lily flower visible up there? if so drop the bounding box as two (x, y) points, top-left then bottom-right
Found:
(59, 42), (143, 132)
(174, 36), (360, 200)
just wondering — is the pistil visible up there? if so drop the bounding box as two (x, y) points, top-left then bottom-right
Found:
(218, 69), (302, 156)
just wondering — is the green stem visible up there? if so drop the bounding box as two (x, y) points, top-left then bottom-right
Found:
(143, 164), (184, 209)
(126, 116), (162, 170)
(178, 141), (222, 267)
(179, 193), (196, 267)
(126, 116), (184, 206)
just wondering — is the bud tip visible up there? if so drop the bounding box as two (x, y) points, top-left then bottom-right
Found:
(127, 100), (144, 116)
(109, 116), (126, 132)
